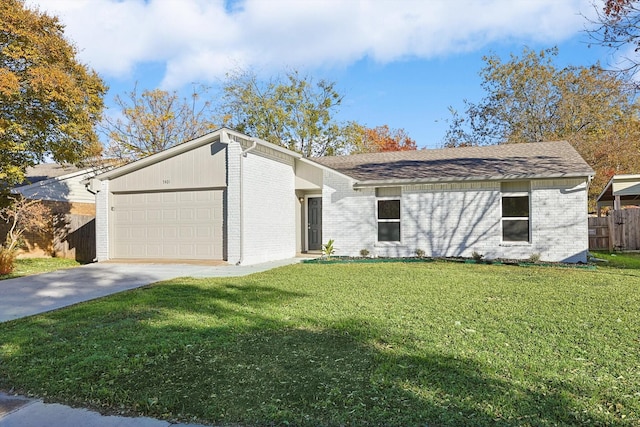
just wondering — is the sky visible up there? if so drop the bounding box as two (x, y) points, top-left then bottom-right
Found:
(27, 0), (620, 149)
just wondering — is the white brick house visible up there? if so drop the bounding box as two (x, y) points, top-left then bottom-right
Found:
(89, 129), (594, 264)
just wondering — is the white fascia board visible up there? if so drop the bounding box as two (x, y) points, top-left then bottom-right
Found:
(299, 158), (356, 183)
(596, 176), (615, 203)
(223, 128), (302, 159)
(14, 168), (97, 193)
(610, 174), (640, 180)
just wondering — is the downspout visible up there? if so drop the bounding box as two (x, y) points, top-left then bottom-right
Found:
(236, 136), (257, 265)
(85, 178), (102, 195)
(84, 178), (102, 262)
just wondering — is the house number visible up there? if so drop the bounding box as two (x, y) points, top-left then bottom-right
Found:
(163, 179), (171, 184)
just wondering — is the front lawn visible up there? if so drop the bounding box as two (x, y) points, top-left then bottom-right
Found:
(0, 262), (638, 426)
(591, 250), (640, 269)
(0, 257), (80, 280)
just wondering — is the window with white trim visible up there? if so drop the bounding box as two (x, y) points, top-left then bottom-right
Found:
(501, 182), (530, 242)
(376, 188), (401, 242)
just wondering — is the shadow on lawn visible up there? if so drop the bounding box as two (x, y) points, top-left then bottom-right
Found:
(0, 280), (624, 426)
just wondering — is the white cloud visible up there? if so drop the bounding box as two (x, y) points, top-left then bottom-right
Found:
(27, 0), (597, 89)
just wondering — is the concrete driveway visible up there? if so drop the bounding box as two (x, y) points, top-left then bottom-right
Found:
(0, 258), (304, 323)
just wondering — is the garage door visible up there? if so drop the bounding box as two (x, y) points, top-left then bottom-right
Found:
(112, 190), (224, 260)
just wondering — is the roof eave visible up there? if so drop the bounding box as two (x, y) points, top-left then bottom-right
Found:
(299, 158), (356, 182)
(596, 176), (615, 203)
(352, 172), (594, 189)
(15, 167), (100, 192)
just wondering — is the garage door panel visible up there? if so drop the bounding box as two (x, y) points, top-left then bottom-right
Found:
(115, 226), (130, 238)
(195, 226), (212, 238)
(163, 227), (177, 239)
(180, 208), (194, 220)
(163, 209), (178, 221)
(195, 208), (211, 221)
(129, 243), (146, 255)
(131, 210), (147, 222)
(112, 189), (224, 260)
(162, 245), (178, 257)
(147, 226), (162, 239)
(130, 228), (146, 239)
(163, 193), (177, 203)
(114, 211), (131, 223)
(179, 226), (194, 239)
(147, 209), (161, 221)
(179, 192), (194, 202)
(195, 244), (213, 257)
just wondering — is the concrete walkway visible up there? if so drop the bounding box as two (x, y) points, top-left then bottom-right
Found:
(0, 257), (311, 427)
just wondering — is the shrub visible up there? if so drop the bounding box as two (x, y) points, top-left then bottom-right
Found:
(529, 253), (541, 263)
(359, 248), (370, 257)
(0, 247), (17, 275)
(471, 251), (484, 262)
(415, 249), (425, 258)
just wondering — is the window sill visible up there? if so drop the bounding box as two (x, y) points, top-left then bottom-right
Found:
(499, 242), (532, 247)
(375, 242), (405, 247)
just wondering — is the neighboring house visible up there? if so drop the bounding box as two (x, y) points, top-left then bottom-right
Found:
(90, 128), (594, 265)
(13, 163), (98, 216)
(7, 164), (101, 260)
(595, 174), (640, 215)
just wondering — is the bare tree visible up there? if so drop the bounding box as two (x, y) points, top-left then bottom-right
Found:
(0, 197), (51, 274)
(587, 0), (640, 81)
(102, 84), (218, 162)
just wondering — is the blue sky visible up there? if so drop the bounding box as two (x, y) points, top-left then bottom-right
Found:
(30, 0), (617, 150)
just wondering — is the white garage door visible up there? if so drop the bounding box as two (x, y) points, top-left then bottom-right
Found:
(112, 190), (224, 260)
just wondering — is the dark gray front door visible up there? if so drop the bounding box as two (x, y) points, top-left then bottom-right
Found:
(308, 197), (322, 251)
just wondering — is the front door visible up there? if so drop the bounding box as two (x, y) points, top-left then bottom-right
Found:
(308, 197), (322, 251)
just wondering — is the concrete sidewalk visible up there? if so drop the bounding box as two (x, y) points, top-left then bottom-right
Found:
(0, 257), (305, 322)
(0, 257), (312, 426)
(0, 392), (209, 427)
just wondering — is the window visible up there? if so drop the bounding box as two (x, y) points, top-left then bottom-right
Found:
(502, 194), (529, 242)
(378, 199), (400, 241)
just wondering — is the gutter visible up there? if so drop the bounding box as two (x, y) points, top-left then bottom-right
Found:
(236, 135), (257, 266)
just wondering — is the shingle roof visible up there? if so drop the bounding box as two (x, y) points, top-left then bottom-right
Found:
(23, 163), (84, 185)
(310, 141), (594, 185)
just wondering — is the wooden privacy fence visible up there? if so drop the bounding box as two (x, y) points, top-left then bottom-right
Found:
(53, 214), (96, 262)
(1, 214), (95, 262)
(588, 209), (640, 251)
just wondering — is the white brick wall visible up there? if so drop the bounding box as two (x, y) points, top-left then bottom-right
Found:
(240, 148), (297, 265)
(403, 183), (502, 259)
(226, 142), (242, 264)
(322, 170), (377, 256)
(322, 170), (589, 263)
(95, 180), (110, 261)
(529, 179), (589, 263)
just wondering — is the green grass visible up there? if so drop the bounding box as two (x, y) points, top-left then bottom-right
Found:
(591, 250), (640, 269)
(0, 262), (638, 426)
(0, 257), (80, 280)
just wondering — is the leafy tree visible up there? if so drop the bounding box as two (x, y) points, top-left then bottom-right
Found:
(102, 85), (217, 162)
(588, 0), (640, 77)
(219, 69), (350, 157)
(0, 0), (106, 190)
(350, 124), (417, 153)
(442, 47), (640, 203)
